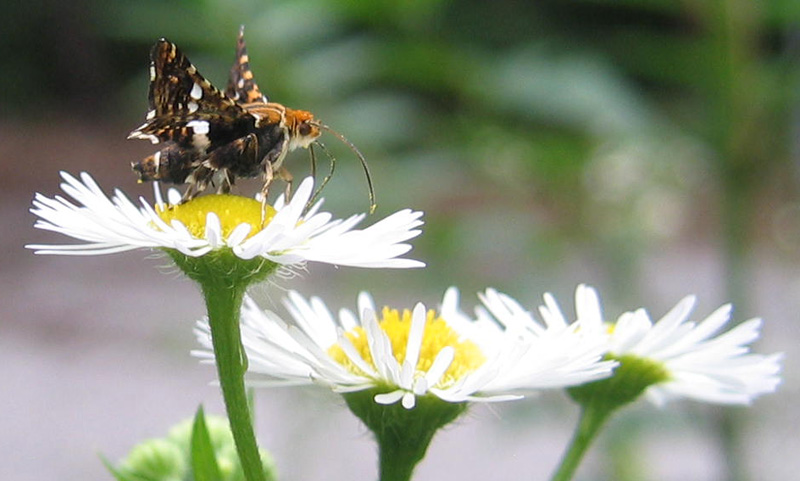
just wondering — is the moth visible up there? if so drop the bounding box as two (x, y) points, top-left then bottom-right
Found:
(128, 26), (375, 211)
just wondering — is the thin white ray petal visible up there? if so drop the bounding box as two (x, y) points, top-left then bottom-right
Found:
(374, 390), (405, 405)
(425, 347), (455, 387)
(401, 303), (427, 383)
(401, 392), (417, 409)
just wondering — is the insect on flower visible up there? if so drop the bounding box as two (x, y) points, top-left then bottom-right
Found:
(128, 26), (375, 212)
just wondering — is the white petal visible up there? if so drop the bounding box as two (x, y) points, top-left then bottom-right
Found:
(401, 392), (417, 409)
(205, 212), (222, 248)
(374, 390), (405, 405)
(425, 347), (455, 387)
(401, 303), (427, 384)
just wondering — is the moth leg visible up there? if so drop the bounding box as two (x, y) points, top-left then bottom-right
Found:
(259, 162), (275, 224)
(181, 182), (198, 203)
(251, 131), (292, 223)
(256, 132), (288, 208)
(262, 130), (289, 167)
(278, 166), (293, 202)
(257, 165), (292, 223)
(182, 165), (214, 203)
(216, 169), (234, 194)
(203, 133), (259, 194)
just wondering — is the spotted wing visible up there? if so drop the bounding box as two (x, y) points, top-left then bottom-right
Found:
(225, 26), (268, 104)
(128, 39), (255, 147)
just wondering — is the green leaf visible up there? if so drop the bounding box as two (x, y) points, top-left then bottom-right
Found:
(190, 406), (223, 481)
(100, 455), (131, 481)
(99, 454), (146, 481)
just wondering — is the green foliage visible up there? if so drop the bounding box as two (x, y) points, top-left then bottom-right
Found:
(191, 407), (224, 481)
(106, 408), (277, 481)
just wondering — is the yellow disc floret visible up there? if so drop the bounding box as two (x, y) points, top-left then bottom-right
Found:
(329, 307), (486, 389)
(156, 195), (276, 240)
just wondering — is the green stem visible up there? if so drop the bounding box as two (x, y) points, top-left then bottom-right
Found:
(378, 441), (419, 481)
(705, 1), (759, 479)
(203, 281), (266, 481)
(550, 405), (614, 481)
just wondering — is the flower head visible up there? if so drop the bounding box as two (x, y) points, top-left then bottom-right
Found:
(552, 285), (783, 406)
(193, 288), (617, 409)
(27, 172), (424, 269)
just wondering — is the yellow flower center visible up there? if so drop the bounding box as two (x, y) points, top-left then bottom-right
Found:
(328, 307), (487, 389)
(156, 195), (276, 240)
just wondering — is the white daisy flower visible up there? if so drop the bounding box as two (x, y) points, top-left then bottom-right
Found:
(27, 172), (424, 269)
(193, 288), (617, 409)
(547, 284), (783, 406)
(474, 288), (618, 391)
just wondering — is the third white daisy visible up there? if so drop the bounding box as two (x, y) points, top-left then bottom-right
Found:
(542, 284), (783, 405)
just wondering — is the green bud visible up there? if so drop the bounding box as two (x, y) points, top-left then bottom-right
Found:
(111, 415), (277, 481)
(116, 439), (186, 481)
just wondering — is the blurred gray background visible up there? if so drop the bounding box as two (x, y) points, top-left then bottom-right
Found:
(2, 0), (798, 480)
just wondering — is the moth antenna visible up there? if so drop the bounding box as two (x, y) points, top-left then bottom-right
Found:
(315, 123), (376, 213)
(309, 142), (318, 180)
(305, 141), (337, 211)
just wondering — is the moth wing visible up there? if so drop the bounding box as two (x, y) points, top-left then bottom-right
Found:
(225, 26), (269, 104)
(129, 39), (252, 145)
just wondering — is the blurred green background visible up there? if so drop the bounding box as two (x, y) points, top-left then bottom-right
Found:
(2, 0), (798, 480)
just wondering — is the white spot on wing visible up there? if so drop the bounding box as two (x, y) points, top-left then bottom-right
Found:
(128, 127), (160, 144)
(188, 101), (198, 113)
(187, 120), (210, 134)
(186, 120), (211, 150)
(146, 109), (156, 120)
(152, 150), (162, 170)
(190, 83), (203, 100)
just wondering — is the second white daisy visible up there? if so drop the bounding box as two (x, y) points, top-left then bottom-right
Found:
(194, 288), (617, 409)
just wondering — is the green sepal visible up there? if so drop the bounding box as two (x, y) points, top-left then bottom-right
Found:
(190, 406), (223, 481)
(552, 354), (671, 481)
(568, 354), (670, 411)
(343, 387), (468, 481)
(165, 248), (279, 290)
